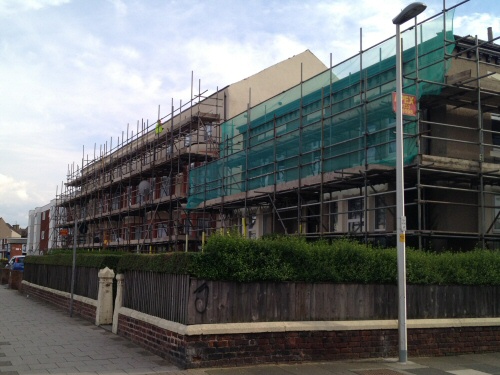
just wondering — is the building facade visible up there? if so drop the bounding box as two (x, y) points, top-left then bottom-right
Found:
(27, 200), (57, 254)
(53, 4), (500, 252)
(0, 218), (23, 259)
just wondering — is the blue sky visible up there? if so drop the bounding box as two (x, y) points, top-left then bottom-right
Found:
(1, 0), (499, 227)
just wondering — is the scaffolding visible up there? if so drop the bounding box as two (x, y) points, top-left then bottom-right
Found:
(53, 75), (222, 252)
(54, 1), (500, 252)
(188, 1), (500, 251)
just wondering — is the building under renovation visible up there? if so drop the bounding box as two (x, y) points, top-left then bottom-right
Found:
(53, 3), (500, 252)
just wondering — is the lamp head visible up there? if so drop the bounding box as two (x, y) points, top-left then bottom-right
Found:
(392, 2), (427, 25)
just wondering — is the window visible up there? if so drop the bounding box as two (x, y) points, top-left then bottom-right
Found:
(112, 192), (120, 210)
(125, 186), (132, 206)
(367, 120), (396, 164)
(198, 218), (211, 235)
(142, 224), (151, 240)
(276, 161), (286, 184)
(375, 196), (386, 231)
(80, 206), (87, 219)
(329, 201), (338, 232)
(150, 177), (157, 200)
(161, 176), (171, 197)
(137, 183), (149, 205)
(492, 114), (500, 149)
(135, 224), (142, 240)
(41, 231), (45, 240)
(494, 195), (500, 232)
(311, 156), (321, 176)
(204, 124), (213, 141)
(157, 223), (168, 238)
(348, 198), (364, 233)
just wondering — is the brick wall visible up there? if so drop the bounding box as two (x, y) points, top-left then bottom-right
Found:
(408, 327), (500, 356)
(117, 313), (500, 369)
(117, 315), (187, 368)
(22, 283), (97, 323)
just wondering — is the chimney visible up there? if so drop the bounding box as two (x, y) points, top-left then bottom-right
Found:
(488, 27), (493, 42)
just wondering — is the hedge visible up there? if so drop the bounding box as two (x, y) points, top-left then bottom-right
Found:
(25, 252), (121, 270)
(25, 236), (500, 285)
(117, 252), (197, 274)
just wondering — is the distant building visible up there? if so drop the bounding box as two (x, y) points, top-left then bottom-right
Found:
(0, 217), (26, 259)
(27, 199), (57, 254)
(0, 217), (22, 237)
(0, 217), (22, 258)
(2, 237), (27, 259)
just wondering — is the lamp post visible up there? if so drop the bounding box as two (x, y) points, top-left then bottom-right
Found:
(392, 2), (426, 364)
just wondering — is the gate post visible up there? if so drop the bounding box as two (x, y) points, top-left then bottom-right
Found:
(112, 273), (124, 334)
(95, 267), (115, 326)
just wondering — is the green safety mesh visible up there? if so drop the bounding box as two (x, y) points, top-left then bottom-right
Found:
(188, 11), (455, 209)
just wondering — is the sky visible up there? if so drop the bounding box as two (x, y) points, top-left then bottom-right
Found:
(1, 0), (499, 228)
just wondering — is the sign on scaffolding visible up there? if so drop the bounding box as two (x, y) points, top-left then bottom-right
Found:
(392, 92), (417, 117)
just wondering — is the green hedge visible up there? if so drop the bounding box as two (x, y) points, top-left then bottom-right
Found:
(189, 235), (500, 285)
(190, 236), (397, 283)
(25, 253), (121, 270)
(27, 236), (500, 285)
(117, 252), (197, 274)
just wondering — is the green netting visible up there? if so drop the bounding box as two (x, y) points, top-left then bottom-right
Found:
(188, 11), (455, 209)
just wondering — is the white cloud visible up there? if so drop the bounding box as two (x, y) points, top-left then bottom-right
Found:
(182, 33), (307, 92)
(0, 0), (70, 15)
(454, 13), (500, 40)
(106, 0), (127, 17)
(0, 174), (29, 202)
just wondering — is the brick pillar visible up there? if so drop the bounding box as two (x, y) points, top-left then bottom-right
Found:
(9, 270), (23, 290)
(95, 267), (115, 326)
(112, 273), (124, 334)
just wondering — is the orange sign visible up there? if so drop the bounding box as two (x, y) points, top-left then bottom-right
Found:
(392, 92), (417, 117)
(59, 229), (69, 236)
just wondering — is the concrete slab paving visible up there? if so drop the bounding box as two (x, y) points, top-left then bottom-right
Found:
(0, 285), (181, 374)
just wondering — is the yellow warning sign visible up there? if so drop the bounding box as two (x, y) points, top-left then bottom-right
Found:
(399, 233), (406, 242)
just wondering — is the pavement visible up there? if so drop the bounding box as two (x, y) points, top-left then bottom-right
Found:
(1, 285), (500, 375)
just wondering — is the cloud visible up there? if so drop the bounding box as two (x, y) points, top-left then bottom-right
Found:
(0, 0), (70, 15)
(179, 33), (308, 96)
(106, 0), (127, 17)
(454, 13), (500, 40)
(0, 174), (29, 202)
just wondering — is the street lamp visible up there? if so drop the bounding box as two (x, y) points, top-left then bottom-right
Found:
(392, 2), (426, 364)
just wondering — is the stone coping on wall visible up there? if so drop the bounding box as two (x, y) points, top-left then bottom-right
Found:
(118, 306), (500, 336)
(22, 281), (97, 307)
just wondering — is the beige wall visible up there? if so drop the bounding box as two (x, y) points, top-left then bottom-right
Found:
(0, 218), (21, 239)
(225, 50), (327, 119)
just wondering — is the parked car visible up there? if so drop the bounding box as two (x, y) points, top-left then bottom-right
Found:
(6, 255), (25, 271)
